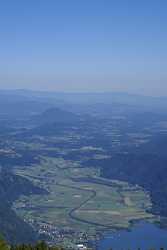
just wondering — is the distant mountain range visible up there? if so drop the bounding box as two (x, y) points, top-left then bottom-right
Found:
(1, 90), (167, 119)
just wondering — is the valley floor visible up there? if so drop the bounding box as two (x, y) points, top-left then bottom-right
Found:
(13, 156), (154, 246)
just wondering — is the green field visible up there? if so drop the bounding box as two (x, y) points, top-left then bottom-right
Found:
(13, 156), (154, 234)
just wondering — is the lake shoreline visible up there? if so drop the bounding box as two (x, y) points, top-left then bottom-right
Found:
(95, 221), (167, 250)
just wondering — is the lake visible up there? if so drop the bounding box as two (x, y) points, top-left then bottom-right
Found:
(97, 222), (167, 250)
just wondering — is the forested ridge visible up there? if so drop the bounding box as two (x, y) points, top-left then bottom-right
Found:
(0, 238), (63, 250)
(0, 170), (47, 243)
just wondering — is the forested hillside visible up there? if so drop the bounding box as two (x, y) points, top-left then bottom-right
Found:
(0, 170), (47, 243)
(101, 153), (167, 215)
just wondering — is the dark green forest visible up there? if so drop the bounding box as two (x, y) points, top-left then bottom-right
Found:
(0, 171), (47, 243)
(0, 238), (63, 250)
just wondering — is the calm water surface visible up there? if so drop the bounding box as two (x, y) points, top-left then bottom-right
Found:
(97, 223), (167, 250)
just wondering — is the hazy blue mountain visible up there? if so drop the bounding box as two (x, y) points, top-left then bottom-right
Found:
(33, 107), (80, 125)
(2, 90), (167, 113)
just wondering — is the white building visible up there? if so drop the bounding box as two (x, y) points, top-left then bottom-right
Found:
(77, 244), (87, 250)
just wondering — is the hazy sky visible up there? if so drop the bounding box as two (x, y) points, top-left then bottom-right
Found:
(0, 0), (167, 95)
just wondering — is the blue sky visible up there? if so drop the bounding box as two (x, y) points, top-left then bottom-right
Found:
(0, 0), (167, 95)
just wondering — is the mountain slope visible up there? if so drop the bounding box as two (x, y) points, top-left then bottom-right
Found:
(33, 107), (80, 125)
(100, 153), (167, 216)
(0, 170), (48, 244)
